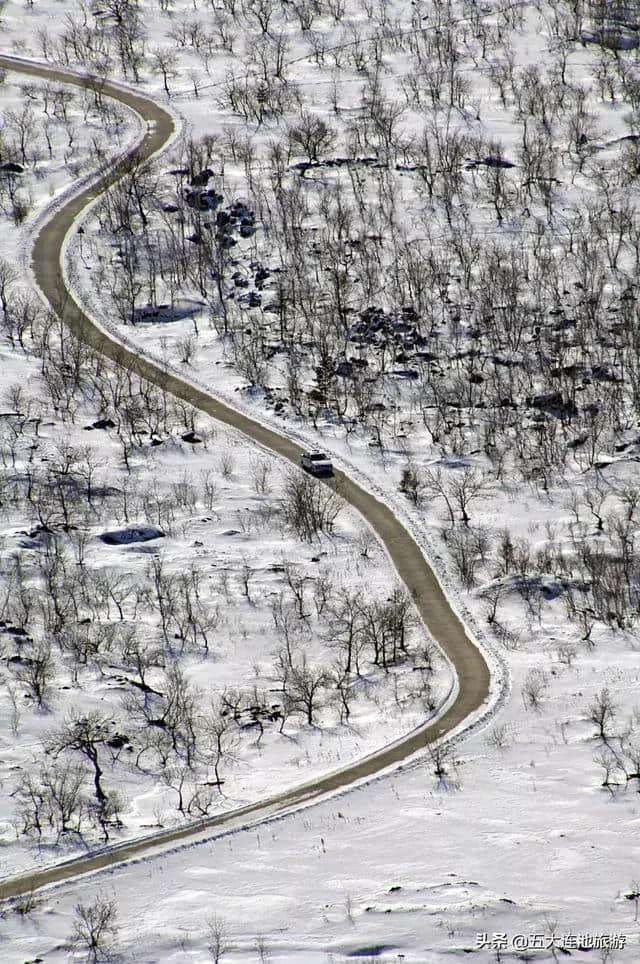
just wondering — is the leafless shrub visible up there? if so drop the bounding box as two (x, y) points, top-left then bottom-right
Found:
(485, 722), (513, 751)
(206, 915), (230, 962)
(399, 462), (423, 505)
(593, 749), (622, 791)
(71, 893), (119, 963)
(282, 472), (344, 542)
(493, 621), (522, 650)
(288, 110), (337, 161)
(483, 583), (506, 625)
(13, 885), (41, 916)
(522, 669), (548, 710)
(557, 642), (578, 667)
(251, 457), (272, 494)
(219, 449), (235, 480)
(177, 333), (197, 365)
(587, 687), (617, 740)
(427, 741), (455, 779)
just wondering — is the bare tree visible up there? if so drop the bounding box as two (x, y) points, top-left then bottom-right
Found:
(282, 473), (343, 542)
(0, 257), (18, 317)
(71, 894), (119, 963)
(19, 639), (56, 708)
(150, 46), (177, 97)
(522, 669), (548, 711)
(328, 588), (363, 675)
(289, 111), (337, 162)
(587, 687), (617, 740)
(207, 915), (231, 962)
(399, 461), (423, 505)
(251, 457), (272, 494)
(593, 749), (621, 792)
(427, 741), (455, 780)
(278, 655), (329, 726)
(47, 711), (111, 806)
(202, 703), (235, 791)
(13, 760), (87, 842)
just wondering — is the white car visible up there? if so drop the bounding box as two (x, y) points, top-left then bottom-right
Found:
(300, 451), (334, 477)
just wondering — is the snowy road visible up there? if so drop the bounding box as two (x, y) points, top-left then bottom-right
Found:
(0, 55), (491, 901)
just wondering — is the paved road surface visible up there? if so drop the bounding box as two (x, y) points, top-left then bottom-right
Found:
(0, 55), (491, 901)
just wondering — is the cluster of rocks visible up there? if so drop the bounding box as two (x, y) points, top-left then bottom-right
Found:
(349, 305), (427, 351)
(335, 357), (369, 378)
(464, 155), (516, 171)
(216, 199), (256, 248)
(183, 187), (223, 212)
(526, 392), (578, 417)
(169, 166), (224, 212)
(261, 385), (288, 415)
(396, 156), (516, 175)
(291, 155), (383, 177)
(167, 168), (258, 246)
(231, 262), (275, 309)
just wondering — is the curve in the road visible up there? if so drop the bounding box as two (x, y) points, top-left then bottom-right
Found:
(0, 55), (492, 901)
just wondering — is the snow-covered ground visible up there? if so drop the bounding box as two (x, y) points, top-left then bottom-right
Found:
(0, 302), (452, 877)
(4, 639), (640, 962)
(2, 0), (640, 959)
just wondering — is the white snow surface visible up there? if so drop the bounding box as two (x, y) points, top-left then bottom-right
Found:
(1, 0), (640, 960)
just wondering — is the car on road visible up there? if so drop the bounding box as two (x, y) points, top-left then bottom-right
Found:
(300, 451), (334, 477)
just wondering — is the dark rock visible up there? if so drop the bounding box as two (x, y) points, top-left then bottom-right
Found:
(191, 168), (214, 186)
(466, 155), (515, 170)
(581, 25), (639, 50)
(483, 154), (515, 168)
(99, 526), (165, 545)
(87, 417), (116, 431)
(5, 625), (28, 637)
(527, 392), (564, 410)
(0, 161), (24, 175)
(592, 364), (619, 382)
(184, 190), (220, 212)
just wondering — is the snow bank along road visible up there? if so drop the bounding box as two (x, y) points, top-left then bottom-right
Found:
(0, 55), (491, 900)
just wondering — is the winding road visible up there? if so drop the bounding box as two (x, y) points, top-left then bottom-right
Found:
(0, 55), (491, 901)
